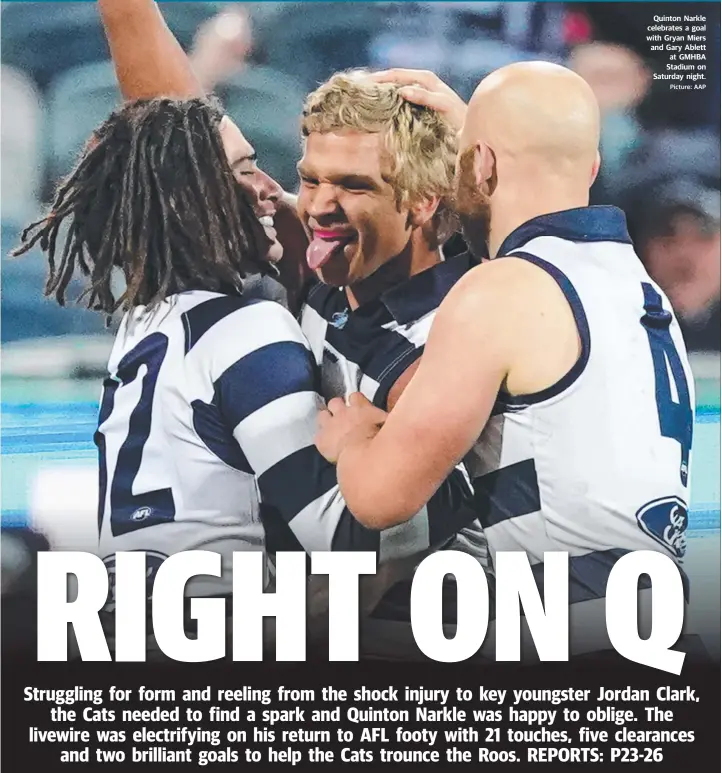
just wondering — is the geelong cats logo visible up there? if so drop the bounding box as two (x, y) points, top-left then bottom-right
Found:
(636, 496), (689, 560)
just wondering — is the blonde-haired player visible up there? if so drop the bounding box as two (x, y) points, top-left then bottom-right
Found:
(300, 69), (458, 289)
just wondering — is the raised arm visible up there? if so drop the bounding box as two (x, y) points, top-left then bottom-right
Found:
(97, 0), (310, 310)
(98, 0), (203, 99)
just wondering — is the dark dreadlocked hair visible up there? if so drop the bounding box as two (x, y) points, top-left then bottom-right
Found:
(13, 97), (269, 315)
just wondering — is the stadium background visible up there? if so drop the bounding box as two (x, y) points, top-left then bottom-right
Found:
(1, 1), (719, 656)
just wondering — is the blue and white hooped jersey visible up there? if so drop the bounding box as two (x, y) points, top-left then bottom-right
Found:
(96, 290), (340, 596)
(465, 207), (695, 648)
(300, 252), (479, 410)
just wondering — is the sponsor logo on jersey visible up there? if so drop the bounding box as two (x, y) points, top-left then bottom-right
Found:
(330, 309), (349, 329)
(635, 496), (688, 560)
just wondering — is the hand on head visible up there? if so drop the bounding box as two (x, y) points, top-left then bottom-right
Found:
(315, 393), (388, 463)
(368, 63), (600, 179)
(368, 69), (468, 132)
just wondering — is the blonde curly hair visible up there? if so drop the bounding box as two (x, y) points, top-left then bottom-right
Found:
(301, 70), (458, 212)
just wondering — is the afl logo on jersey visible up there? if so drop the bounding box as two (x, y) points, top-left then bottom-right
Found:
(131, 506), (153, 522)
(101, 551), (168, 613)
(636, 496), (688, 560)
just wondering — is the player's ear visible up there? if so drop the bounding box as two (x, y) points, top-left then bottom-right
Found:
(408, 194), (441, 229)
(590, 150), (601, 187)
(475, 142), (496, 192)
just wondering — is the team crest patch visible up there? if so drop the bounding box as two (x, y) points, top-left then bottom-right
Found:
(635, 496), (688, 560)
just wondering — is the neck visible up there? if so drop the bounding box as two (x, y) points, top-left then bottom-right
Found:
(345, 237), (442, 309)
(488, 179), (591, 259)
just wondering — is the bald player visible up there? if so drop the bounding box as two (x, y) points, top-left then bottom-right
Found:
(317, 63), (695, 658)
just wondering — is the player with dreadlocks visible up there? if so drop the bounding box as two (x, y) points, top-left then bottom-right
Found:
(15, 98), (272, 315)
(71, 0), (490, 658)
(13, 95), (369, 649)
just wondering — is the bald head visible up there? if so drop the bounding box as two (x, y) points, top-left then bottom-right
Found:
(463, 61), (601, 176)
(454, 61), (602, 258)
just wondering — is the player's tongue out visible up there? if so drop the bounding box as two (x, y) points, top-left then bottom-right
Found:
(307, 230), (354, 271)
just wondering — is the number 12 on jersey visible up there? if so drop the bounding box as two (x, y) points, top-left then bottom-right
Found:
(95, 333), (176, 537)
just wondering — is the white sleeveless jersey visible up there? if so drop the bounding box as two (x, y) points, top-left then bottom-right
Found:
(96, 290), (337, 597)
(466, 207), (695, 654)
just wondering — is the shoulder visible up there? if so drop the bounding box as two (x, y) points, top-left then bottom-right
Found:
(183, 295), (310, 378)
(181, 293), (301, 330)
(431, 256), (576, 358)
(442, 256), (571, 316)
(234, 298), (309, 347)
(455, 253), (556, 286)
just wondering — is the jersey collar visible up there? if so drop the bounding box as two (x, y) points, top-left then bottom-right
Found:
(379, 252), (477, 325)
(498, 206), (632, 257)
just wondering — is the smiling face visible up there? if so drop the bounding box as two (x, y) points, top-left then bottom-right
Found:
(297, 71), (458, 289)
(297, 130), (415, 287)
(219, 116), (284, 262)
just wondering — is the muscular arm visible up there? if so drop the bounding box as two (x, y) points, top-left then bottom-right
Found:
(335, 261), (520, 528)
